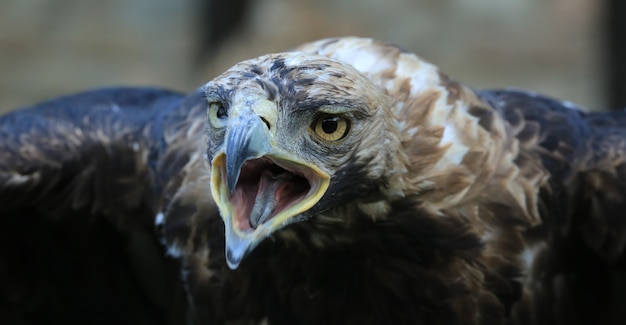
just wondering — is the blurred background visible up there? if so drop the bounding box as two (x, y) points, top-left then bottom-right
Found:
(0, 0), (623, 114)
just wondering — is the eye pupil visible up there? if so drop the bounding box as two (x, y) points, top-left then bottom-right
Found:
(216, 104), (227, 119)
(312, 114), (350, 142)
(321, 118), (338, 134)
(208, 102), (228, 128)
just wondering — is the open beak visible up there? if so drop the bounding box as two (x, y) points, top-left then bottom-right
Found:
(210, 112), (330, 269)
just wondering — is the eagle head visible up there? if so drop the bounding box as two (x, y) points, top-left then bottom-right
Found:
(204, 53), (405, 269)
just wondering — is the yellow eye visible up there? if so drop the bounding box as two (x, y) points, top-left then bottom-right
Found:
(208, 102), (227, 128)
(312, 114), (350, 142)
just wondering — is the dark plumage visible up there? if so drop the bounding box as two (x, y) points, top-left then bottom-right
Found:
(2, 37), (626, 324)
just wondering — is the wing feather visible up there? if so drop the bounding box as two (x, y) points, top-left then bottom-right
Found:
(0, 87), (200, 324)
(481, 89), (626, 260)
(480, 89), (626, 324)
(0, 88), (181, 218)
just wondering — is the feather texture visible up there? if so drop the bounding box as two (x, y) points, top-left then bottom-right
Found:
(1, 37), (626, 324)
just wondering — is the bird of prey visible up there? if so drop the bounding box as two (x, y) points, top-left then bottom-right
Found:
(2, 37), (626, 325)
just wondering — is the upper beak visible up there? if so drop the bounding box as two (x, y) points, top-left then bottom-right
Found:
(210, 110), (330, 269)
(224, 111), (272, 194)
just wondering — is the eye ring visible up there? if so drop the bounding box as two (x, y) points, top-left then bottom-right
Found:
(208, 101), (228, 128)
(311, 114), (350, 142)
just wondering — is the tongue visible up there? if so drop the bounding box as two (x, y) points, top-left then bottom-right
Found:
(249, 170), (293, 228)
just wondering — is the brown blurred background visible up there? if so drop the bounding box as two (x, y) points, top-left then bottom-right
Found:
(0, 0), (623, 113)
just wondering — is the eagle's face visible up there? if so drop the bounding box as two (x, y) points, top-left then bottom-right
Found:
(204, 53), (402, 268)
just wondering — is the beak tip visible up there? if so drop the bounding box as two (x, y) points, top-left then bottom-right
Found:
(224, 226), (254, 270)
(226, 248), (243, 269)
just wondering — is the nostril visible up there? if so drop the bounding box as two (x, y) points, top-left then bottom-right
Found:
(260, 116), (271, 130)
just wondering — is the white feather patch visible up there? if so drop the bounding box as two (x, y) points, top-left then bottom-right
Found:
(335, 49), (375, 73)
(406, 127), (418, 137)
(481, 229), (495, 243)
(439, 123), (469, 165)
(166, 244), (185, 258)
(154, 212), (165, 227)
(520, 243), (546, 271)
(6, 173), (32, 185)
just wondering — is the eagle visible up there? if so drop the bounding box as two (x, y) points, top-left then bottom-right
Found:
(1, 37), (626, 325)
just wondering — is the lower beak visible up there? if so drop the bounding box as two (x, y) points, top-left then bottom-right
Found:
(210, 114), (330, 269)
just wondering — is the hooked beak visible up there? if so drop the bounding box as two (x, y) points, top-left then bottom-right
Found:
(210, 111), (330, 269)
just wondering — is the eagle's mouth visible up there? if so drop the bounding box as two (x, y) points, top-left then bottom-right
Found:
(232, 157), (311, 232)
(210, 148), (330, 269)
(209, 113), (330, 269)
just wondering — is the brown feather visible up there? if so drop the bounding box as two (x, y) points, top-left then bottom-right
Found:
(3, 38), (626, 324)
